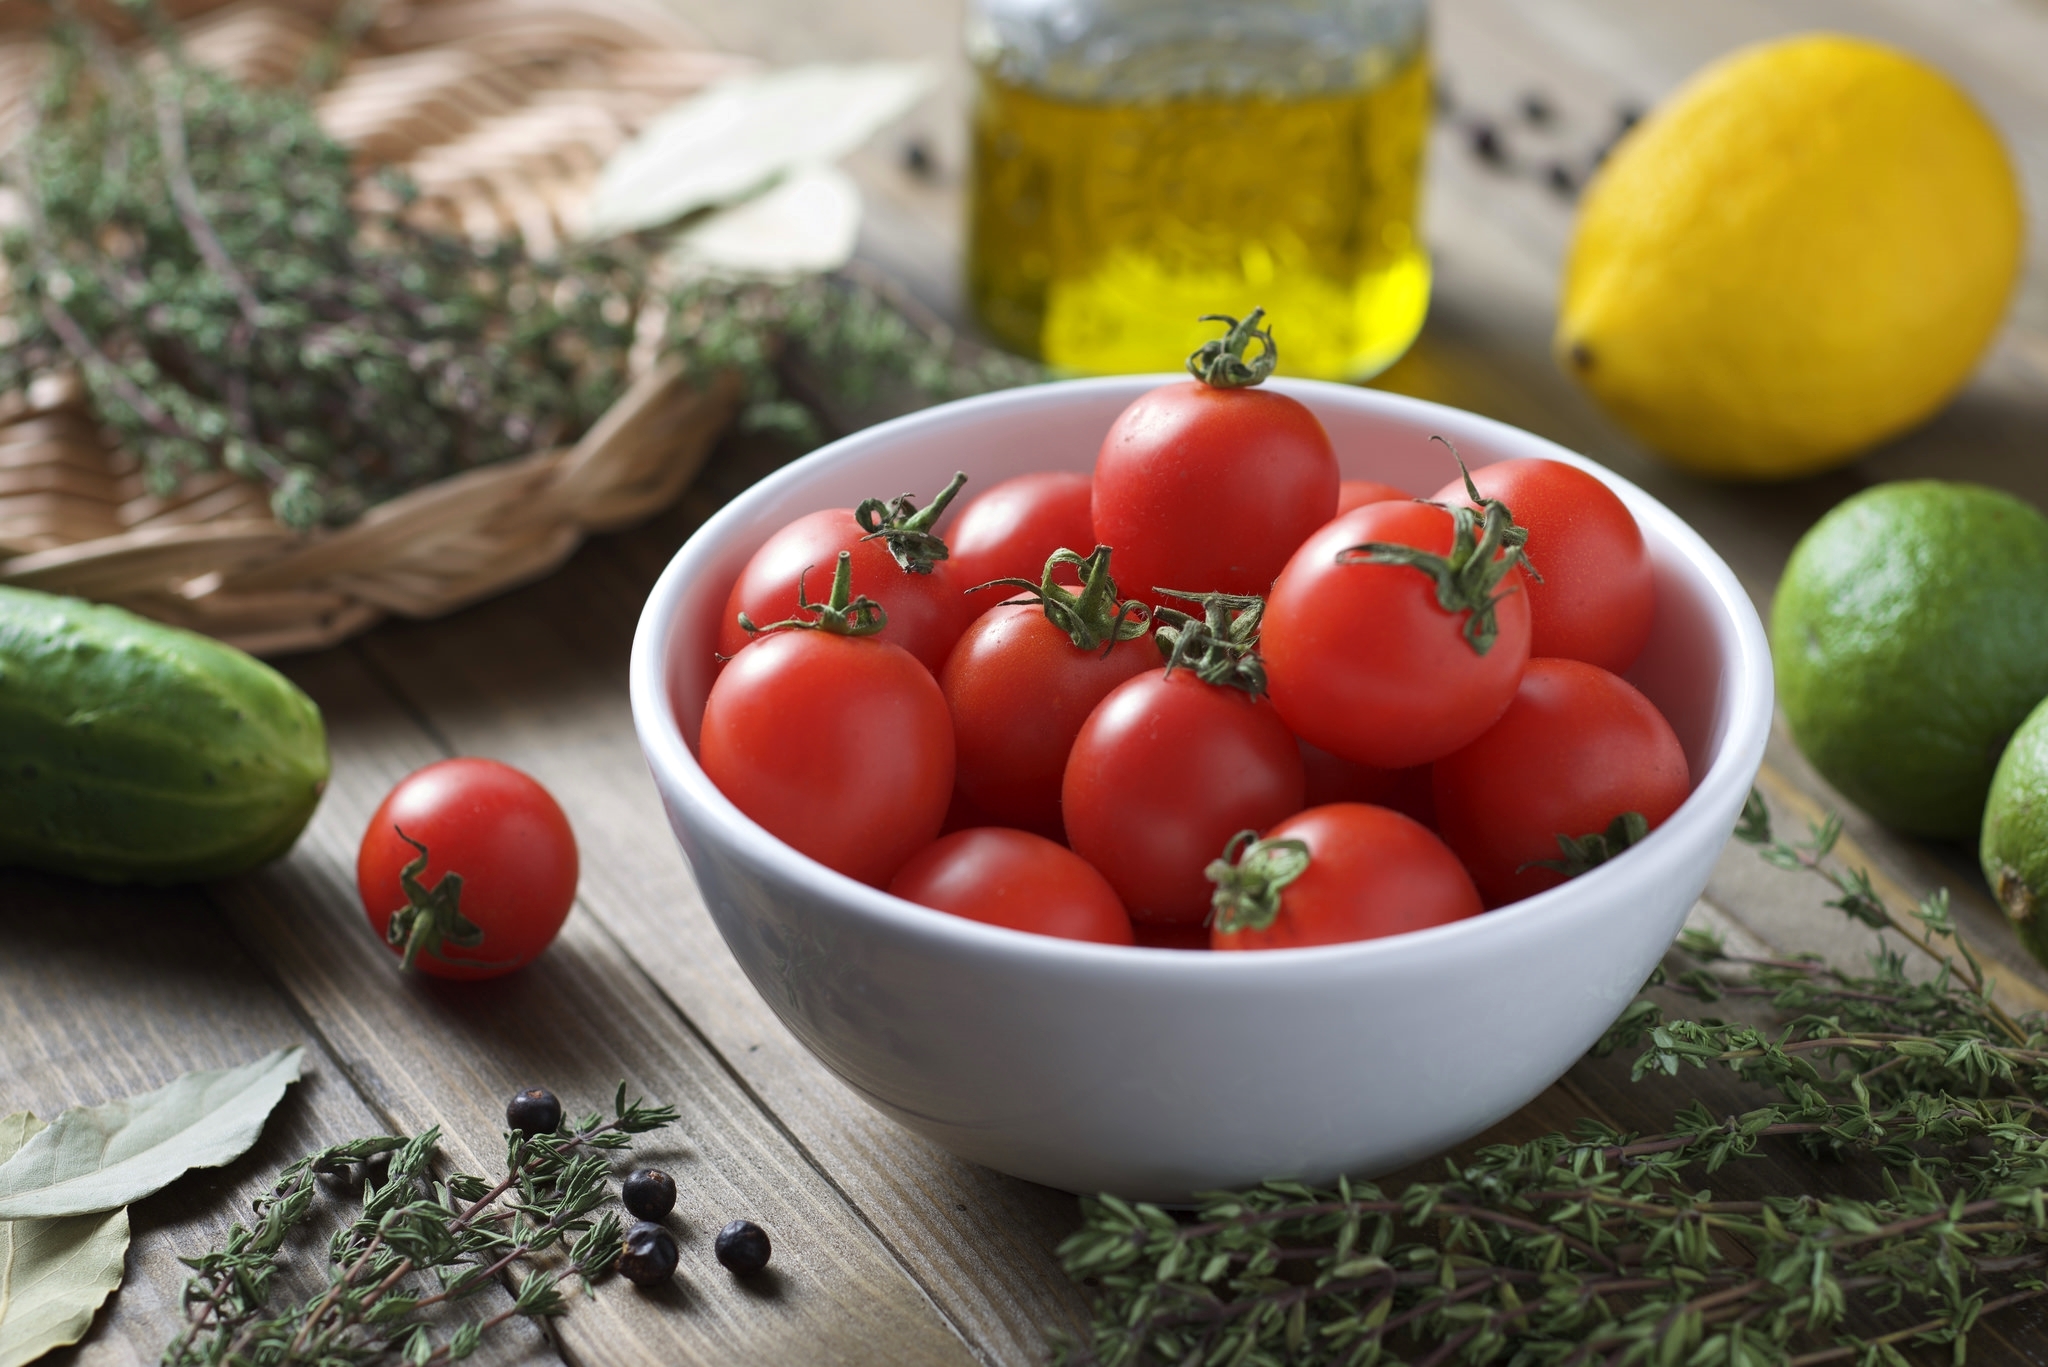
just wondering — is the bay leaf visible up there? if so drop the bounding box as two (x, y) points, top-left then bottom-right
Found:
(669, 165), (862, 279)
(0, 1047), (303, 1219)
(581, 62), (933, 239)
(0, 1113), (131, 1367)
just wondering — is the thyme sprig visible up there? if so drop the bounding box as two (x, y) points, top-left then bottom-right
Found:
(2, 20), (1037, 531)
(164, 1084), (678, 1367)
(1056, 793), (2048, 1367)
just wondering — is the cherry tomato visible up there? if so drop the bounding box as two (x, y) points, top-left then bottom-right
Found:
(946, 471), (1095, 592)
(890, 828), (1135, 945)
(1092, 314), (1338, 605)
(1208, 804), (1482, 951)
(1432, 459), (1654, 674)
(941, 547), (1156, 838)
(719, 504), (973, 675)
(1337, 479), (1410, 515)
(357, 758), (577, 980)
(1433, 658), (1690, 907)
(1063, 668), (1305, 925)
(1298, 740), (1435, 828)
(701, 628), (954, 887)
(1264, 498), (1533, 768)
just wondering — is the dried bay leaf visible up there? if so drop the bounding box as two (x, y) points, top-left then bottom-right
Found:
(0, 1047), (303, 1219)
(581, 62), (934, 239)
(670, 165), (862, 279)
(0, 1113), (130, 1367)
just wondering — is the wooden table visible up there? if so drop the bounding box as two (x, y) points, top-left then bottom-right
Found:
(8, 1), (2048, 1364)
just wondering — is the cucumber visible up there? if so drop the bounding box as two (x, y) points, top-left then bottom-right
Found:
(0, 585), (329, 884)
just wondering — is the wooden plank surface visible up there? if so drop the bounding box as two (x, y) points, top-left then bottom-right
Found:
(8, 0), (2048, 1364)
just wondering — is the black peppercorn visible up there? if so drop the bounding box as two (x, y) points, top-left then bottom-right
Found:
(1544, 162), (1577, 196)
(1468, 120), (1506, 166)
(901, 138), (936, 179)
(1518, 91), (1555, 126)
(715, 1219), (772, 1276)
(505, 1087), (561, 1136)
(617, 1221), (680, 1287)
(622, 1167), (677, 1222)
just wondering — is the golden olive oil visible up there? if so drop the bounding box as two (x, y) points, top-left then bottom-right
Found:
(967, 49), (1431, 381)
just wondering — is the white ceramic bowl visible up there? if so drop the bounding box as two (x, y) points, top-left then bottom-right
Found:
(630, 377), (1773, 1201)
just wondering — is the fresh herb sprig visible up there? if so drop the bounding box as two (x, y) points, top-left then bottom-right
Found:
(164, 1085), (678, 1367)
(2, 17), (1036, 531)
(1056, 793), (2048, 1367)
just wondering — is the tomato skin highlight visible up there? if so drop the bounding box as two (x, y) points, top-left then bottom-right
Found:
(1433, 657), (1690, 907)
(1263, 499), (1532, 769)
(1433, 459), (1655, 675)
(1092, 382), (1339, 604)
(718, 508), (973, 674)
(1337, 479), (1411, 515)
(700, 630), (954, 888)
(941, 602), (1158, 838)
(357, 758), (578, 981)
(1210, 804), (1482, 951)
(890, 827), (1136, 945)
(1063, 668), (1306, 925)
(946, 472), (1096, 592)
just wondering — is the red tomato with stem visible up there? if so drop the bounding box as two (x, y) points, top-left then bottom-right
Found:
(357, 758), (578, 981)
(701, 553), (954, 887)
(890, 828), (1135, 945)
(1433, 657), (1690, 907)
(1208, 804), (1482, 951)
(942, 546), (1156, 838)
(1337, 479), (1411, 515)
(946, 471), (1095, 592)
(1064, 666), (1305, 925)
(1432, 459), (1655, 674)
(1263, 497), (1533, 768)
(1093, 311), (1338, 605)
(719, 474), (975, 674)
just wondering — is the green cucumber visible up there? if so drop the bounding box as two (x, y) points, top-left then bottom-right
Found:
(0, 585), (329, 884)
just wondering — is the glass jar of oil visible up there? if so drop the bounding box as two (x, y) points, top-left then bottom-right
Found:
(966, 0), (1430, 381)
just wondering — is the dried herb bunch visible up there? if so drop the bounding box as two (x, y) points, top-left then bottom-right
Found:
(164, 1084), (678, 1367)
(1, 13), (1036, 530)
(1057, 795), (2048, 1367)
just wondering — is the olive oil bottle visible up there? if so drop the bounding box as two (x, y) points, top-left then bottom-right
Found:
(966, 0), (1431, 381)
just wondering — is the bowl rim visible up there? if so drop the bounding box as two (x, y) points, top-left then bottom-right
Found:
(629, 375), (1775, 975)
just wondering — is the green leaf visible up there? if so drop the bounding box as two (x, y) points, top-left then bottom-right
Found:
(0, 1049), (303, 1218)
(0, 1113), (131, 1367)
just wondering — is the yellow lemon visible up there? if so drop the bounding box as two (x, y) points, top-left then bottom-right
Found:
(1556, 34), (2024, 480)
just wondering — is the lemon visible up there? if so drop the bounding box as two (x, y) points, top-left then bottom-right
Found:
(1557, 34), (2024, 480)
(1983, 697), (2048, 965)
(1771, 481), (2048, 839)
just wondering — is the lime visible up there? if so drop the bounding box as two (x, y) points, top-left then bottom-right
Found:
(1984, 697), (2048, 962)
(1771, 481), (2048, 838)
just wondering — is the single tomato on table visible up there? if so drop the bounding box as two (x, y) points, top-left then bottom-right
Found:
(1063, 594), (1305, 926)
(1263, 494), (1533, 769)
(942, 546), (1155, 838)
(357, 757), (578, 980)
(1433, 657), (1690, 907)
(718, 473), (975, 674)
(1433, 457), (1655, 674)
(890, 827), (1135, 945)
(702, 552), (954, 888)
(945, 471), (1095, 592)
(1092, 310), (1338, 605)
(1207, 804), (1482, 951)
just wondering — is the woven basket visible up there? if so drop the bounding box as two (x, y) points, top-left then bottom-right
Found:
(0, 0), (749, 654)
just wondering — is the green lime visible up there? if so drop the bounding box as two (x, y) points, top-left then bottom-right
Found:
(1983, 696), (2048, 962)
(1770, 480), (2048, 839)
